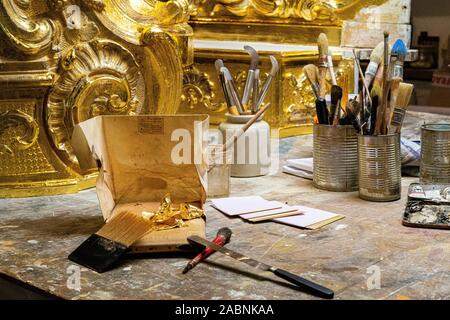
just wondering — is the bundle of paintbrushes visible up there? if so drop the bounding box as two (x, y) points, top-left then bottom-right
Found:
(215, 46), (279, 116)
(306, 33), (414, 135)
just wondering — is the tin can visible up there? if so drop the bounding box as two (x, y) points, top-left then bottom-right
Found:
(358, 134), (401, 202)
(313, 124), (358, 192)
(420, 123), (450, 184)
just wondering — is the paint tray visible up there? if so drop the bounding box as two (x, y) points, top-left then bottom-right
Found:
(402, 183), (450, 230)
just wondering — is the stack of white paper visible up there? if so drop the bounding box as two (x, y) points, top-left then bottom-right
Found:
(282, 158), (313, 180)
(211, 196), (344, 230)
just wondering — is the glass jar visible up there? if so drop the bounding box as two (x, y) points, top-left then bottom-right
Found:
(207, 144), (232, 198)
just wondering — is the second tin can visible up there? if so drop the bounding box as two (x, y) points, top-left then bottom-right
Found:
(358, 134), (401, 202)
(420, 123), (450, 184)
(313, 124), (358, 192)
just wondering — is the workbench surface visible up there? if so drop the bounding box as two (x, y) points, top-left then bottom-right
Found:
(0, 111), (449, 300)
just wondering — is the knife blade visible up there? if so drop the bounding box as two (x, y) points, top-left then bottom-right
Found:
(187, 235), (334, 299)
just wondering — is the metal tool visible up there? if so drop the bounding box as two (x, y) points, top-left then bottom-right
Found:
(256, 56), (279, 109)
(242, 46), (259, 108)
(215, 59), (232, 108)
(251, 69), (260, 113)
(187, 235), (334, 299)
(183, 227), (232, 274)
(221, 66), (245, 114)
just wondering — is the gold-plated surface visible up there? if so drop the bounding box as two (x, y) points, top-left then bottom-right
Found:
(180, 43), (354, 136)
(190, 0), (389, 44)
(0, 0), (193, 197)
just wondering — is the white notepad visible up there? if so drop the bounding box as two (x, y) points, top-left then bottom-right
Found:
(239, 202), (299, 220)
(274, 206), (345, 230)
(211, 196), (282, 216)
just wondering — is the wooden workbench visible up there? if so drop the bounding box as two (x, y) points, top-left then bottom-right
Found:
(0, 111), (449, 300)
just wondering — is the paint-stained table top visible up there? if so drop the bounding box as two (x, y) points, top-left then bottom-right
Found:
(0, 111), (449, 300)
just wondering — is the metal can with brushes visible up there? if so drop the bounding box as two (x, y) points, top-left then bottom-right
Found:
(420, 124), (450, 184)
(358, 134), (401, 202)
(313, 124), (358, 192)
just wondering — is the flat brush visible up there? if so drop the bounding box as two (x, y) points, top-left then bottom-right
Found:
(329, 85), (342, 125)
(303, 64), (320, 99)
(188, 235), (334, 299)
(69, 211), (153, 273)
(387, 39), (408, 130)
(315, 98), (329, 125)
(389, 82), (414, 134)
(370, 85), (382, 135)
(182, 227), (232, 274)
(317, 33), (329, 98)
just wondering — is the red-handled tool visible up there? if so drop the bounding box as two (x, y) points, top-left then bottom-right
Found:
(182, 227), (232, 274)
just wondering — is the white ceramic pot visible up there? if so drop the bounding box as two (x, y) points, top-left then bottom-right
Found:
(219, 113), (271, 177)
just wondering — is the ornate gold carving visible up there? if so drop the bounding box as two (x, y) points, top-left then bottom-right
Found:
(0, 0), (55, 56)
(182, 66), (225, 111)
(47, 40), (145, 166)
(0, 1), (193, 196)
(284, 71), (316, 124)
(0, 109), (39, 155)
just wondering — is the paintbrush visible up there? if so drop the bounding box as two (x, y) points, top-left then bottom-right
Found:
(182, 227), (232, 274)
(221, 66), (245, 114)
(375, 31), (390, 135)
(330, 85), (342, 125)
(215, 60), (239, 115)
(343, 99), (362, 132)
(242, 46), (259, 110)
(317, 33), (329, 98)
(251, 69), (260, 113)
(367, 86), (381, 135)
(222, 103), (270, 152)
(364, 42), (384, 89)
(303, 64), (320, 99)
(315, 98), (329, 125)
(256, 56), (279, 108)
(69, 211), (153, 273)
(188, 235), (334, 299)
(387, 39), (408, 130)
(215, 60), (232, 107)
(352, 49), (372, 107)
(340, 72), (349, 112)
(327, 48), (337, 86)
(389, 83), (414, 134)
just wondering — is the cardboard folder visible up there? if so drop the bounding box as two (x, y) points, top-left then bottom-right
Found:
(71, 115), (209, 252)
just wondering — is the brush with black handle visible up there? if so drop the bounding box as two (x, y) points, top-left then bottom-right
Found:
(188, 235), (334, 299)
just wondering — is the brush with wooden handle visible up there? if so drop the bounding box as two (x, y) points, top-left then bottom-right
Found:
(303, 64), (320, 99)
(375, 31), (390, 135)
(317, 33), (329, 98)
(330, 85), (342, 125)
(389, 83), (414, 134)
(364, 41), (384, 89)
(386, 39), (407, 131)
